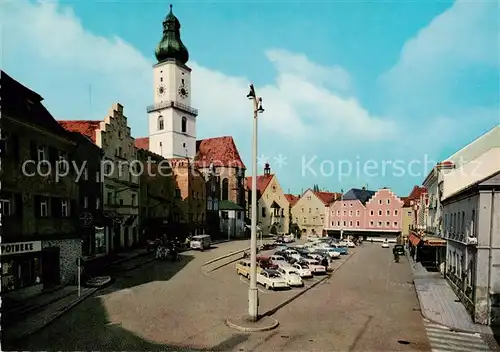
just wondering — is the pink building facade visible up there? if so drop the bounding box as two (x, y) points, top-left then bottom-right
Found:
(325, 187), (404, 239)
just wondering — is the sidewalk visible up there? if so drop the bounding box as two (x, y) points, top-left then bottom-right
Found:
(2, 238), (237, 344)
(2, 286), (98, 344)
(407, 253), (493, 334)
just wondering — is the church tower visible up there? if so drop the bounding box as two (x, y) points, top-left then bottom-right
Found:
(147, 5), (198, 158)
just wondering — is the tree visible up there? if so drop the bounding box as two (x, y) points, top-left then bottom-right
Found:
(313, 184), (320, 192)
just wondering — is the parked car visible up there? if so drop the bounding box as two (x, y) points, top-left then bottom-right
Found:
(329, 244), (348, 255)
(346, 240), (356, 248)
(291, 263), (313, 278)
(257, 255), (278, 270)
(284, 249), (302, 261)
(382, 240), (389, 248)
(393, 245), (405, 255)
(277, 267), (304, 287)
(299, 259), (326, 275)
(257, 269), (289, 290)
(315, 248), (341, 259)
(270, 255), (288, 266)
(236, 259), (253, 278)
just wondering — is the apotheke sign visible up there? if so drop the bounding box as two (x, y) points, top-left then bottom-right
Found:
(0, 241), (42, 256)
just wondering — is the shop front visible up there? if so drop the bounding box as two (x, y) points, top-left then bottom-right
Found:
(1, 241), (42, 293)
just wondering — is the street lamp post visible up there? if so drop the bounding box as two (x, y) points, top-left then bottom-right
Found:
(340, 189), (344, 240)
(247, 84), (264, 321)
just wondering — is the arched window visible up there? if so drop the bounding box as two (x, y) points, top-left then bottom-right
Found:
(181, 117), (187, 133)
(207, 196), (213, 210)
(158, 115), (164, 130)
(221, 178), (229, 200)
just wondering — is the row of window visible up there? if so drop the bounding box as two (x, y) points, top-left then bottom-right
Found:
(298, 216), (324, 224)
(1, 196), (75, 218)
(331, 220), (399, 228)
(341, 199), (393, 206)
(332, 209), (400, 217)
(157, 116), (188, 133)
(444, 209), (476, 239)
(258, 207), (285, 218)
(106, 191), (137, 207)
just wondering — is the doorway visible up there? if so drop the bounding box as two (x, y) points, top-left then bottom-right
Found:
(124, 227), (129, 249)
(42, 247), (60, 288)
(113, 226), (121, 252)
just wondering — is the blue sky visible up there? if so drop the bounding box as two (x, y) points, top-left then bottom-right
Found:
(2, 0), (499, 196)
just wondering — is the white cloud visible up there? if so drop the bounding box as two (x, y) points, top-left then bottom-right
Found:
(379, 0), (499, 113)
(1, 0), (397, 148)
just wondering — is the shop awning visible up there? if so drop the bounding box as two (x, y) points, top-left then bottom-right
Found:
(409, 234), (421, 246)
(423, 236), (446, 247)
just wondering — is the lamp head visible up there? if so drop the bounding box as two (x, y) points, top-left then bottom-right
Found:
(246, 84), (255, 99)
(257, 97), (264, 113)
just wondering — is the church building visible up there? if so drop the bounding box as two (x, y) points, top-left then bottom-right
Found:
(134, 5), (246, 238)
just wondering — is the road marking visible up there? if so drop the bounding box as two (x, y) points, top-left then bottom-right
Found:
(424, 321), (492, 352)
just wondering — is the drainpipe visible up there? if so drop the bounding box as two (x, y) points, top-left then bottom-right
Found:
(487, 190), (496, 324)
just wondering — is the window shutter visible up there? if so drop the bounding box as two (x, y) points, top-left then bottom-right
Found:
(30, 141), (37, 161)
(14, 193), (23, 217)
(34, 195), (41, 218)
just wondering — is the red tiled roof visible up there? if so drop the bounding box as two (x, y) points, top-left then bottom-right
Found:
(246, 174), (273, 195)
(401, 196), (412, 207)
(407, 186), (427, 200)
(132, 136), (246, 169)
(285, 194), (299, 206)
(58, 120), (101, 143)
(314, 191), (342, 205)
(135, 137), (149, 150)
(195, 136), (246, 169)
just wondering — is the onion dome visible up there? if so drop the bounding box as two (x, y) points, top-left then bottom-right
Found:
(155, 4), (189, 64)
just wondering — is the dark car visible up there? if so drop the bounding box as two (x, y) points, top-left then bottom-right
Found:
(394, 245), (405, 255)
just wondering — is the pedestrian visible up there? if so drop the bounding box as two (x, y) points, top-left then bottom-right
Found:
(321, 256), (329, 270)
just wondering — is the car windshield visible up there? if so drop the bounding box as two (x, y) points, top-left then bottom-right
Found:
(268, 272), (280, 278)
(301, 264), (309, 269)
(289, 271), (299, 276)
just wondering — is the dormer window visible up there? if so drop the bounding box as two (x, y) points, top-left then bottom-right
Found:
(158, 115), (164, 130)
(181, 117), (187, 133)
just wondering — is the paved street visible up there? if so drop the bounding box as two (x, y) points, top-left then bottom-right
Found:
(12, 241), (431, 351)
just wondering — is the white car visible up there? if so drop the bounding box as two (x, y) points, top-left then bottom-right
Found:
(346, 240), (356, 248)
(257, 270), (289, 290)
(283, 234), (295, 243)
(382, 241), (389, 248)
(292, 263), (313, 278)
(277, 267), (304, 287)
(270, 255), (287, 266)
(338, 240), (349, 247)
(284, 249), (302, 261)
(299, 259), (326, 274)
(321, 248), (342, 259)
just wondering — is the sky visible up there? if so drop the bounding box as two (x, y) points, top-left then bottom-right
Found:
(1, 0), (499, 196)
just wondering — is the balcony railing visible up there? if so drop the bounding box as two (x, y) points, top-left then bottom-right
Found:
(147, 100), (198, 116)
(443, 225), (477, 245)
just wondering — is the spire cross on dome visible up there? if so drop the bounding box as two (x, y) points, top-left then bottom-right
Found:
(170, 4), (173, 12)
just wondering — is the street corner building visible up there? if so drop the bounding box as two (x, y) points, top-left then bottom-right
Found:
(133, 5), (247, 240)
(0, 71), (84, 296)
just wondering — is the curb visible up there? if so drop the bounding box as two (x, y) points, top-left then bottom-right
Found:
(226, 316), (279, 332)
(203, 247), (250, 266)
(411, 280), (483, 335)
(4, 287), (98, 345)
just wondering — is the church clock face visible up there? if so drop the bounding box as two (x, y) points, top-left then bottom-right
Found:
(178, 85), (189, 99)
(157, 84), (166, 96)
